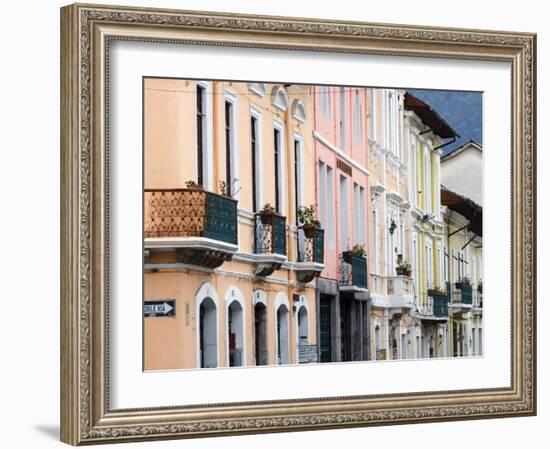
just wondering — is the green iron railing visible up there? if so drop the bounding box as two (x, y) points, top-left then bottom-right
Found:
(298, 227), (325, 264)
(254, 212), (287, 255)
(341, 251), (368, 289)
(144, 188), (238, 245)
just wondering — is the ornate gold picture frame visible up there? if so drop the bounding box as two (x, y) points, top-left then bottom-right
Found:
(60, 3), (536, 445)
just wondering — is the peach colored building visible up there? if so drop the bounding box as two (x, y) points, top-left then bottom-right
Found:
(313, 85), (371, 362)
(143, 80), (324, 370)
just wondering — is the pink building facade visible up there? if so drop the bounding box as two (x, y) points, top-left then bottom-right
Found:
(313, 86), (371, 362)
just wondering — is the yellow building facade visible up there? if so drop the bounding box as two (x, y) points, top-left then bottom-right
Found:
(143, 80), (323, 370)
(403, 93), (454, 359)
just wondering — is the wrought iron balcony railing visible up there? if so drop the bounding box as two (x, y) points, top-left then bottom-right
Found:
(144, 188), (238, 244)
(451, 281), (473, 305)
(295, 226), (325, 283)
(297, 226), (324, 264)
(144, 188), (238, 268)
(254, 212), (287, 255)
(340, 251), (368, 289)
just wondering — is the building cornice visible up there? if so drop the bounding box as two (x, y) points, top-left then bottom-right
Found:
(314, 131), (371, 177)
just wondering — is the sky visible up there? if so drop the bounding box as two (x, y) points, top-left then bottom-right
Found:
(408, 89), (482, 154)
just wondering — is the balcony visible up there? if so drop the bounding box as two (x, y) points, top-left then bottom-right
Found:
(253, 212), (287, 276)
(386, 275), (414, 310)
(450, 281), (474, 315)
(295, 226), (325, 283)
(340, 251), (368, 297)
(144, 188), (238, 268)
(472, 288), (483, 315)
(432, 291), (450, 317)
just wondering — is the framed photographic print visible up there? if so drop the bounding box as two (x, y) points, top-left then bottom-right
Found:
(60, 3), (536, 445)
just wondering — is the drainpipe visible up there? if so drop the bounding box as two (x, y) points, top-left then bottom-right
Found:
(433, 136), (457, 152)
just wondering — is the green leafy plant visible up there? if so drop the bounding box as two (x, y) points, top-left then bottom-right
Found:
(260, 203), (276, 214)
(396, 260), (412, 276)
(185, 180), (201, 189)
(297, 204), (321, 228)
(352, 244), (366, 257)
(428, 285), (446, 295)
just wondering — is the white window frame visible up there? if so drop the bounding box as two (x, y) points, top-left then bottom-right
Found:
(195, 80), (214, 191)
(353, 89), (363, 144)
(195, 282), (220, 369)
(273, 119), (286, 215)
(223, 90), (239, 200)
(339, 175), (349, 249)
(224, 286), (247, 367)
(326, 164), (335, 248)
(293, 133), (305, 219)
(250, 106), (263, 212)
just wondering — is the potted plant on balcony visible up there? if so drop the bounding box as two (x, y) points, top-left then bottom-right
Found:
(343, 244), (366, 263)
(297, 204), (322, 238)
(427, 285), (446, 296)
(258, 203), (277, 225)
(455, 275), (471, 289)
(185, 180), (203, 190)
(396, 260), (412, 277)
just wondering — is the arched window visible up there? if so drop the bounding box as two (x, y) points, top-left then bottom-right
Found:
(199, 297), (217, 368)
(275, 292), (290, 364)
(253, 289), (268, 366)
(276, 305), (290, 364)
(225, 286), (246, 367)
(195, 283), (219, 368)
(297, 306), (308, 350)
(375, 324), (381, 360)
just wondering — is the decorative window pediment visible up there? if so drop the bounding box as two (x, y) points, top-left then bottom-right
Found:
(291, 99), (307, 123)
(271, 86), (289, 111)
(248, 83), (267, 97)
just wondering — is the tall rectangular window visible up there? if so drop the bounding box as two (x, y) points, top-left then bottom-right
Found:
(353, 184), (360, 245)
(369, 89), (376, 141)
(274, 128), (281, 213)
(320, 86), (331, 118)
(294, 139), (303, 225)
(353, 90), (363, 144)
(251, 116), (259, 212)
(372, 208), (378, 274)
(318, 161), (327, 227)
(339, 176), (349, 249)
(410, 137), (417, 206)
(424, 152), (431, 212)
(444, 245), (448, 282)
(353, 184), (366, 247)
(326, 165), (335, 248)
(196, 85), (206, 186)
(318, 161), (334, 249)
(359, 186), (366, 247)
(224, 101), (233, 196)
(339, 87), (346, 150)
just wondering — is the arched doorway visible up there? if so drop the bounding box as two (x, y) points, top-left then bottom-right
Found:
(297, 306), (308, 363)
(199, 297), (217, 368)
(391, 325), (398, 360)
(254, 302), (267, 366)
(227, 301), (244, 367)
(276, 305), (289, 364)
(297, 306), (308, 345)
